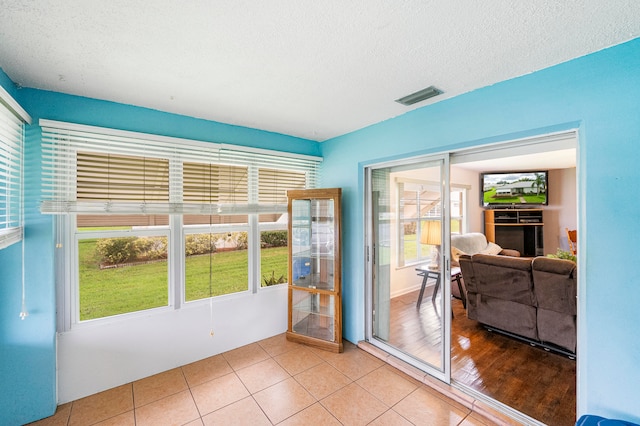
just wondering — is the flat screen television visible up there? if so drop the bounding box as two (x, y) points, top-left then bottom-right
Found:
(481, 171), (548, 207)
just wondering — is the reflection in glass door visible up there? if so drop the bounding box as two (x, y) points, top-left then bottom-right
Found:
(366, 156), (450, 381)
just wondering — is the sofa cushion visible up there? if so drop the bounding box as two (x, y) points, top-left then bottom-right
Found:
(532, 257), (577, 315)
(531, 257), (577, 352)
(467, 294), (538, 341)
(537, 308), (576, 352)
(466, 254), (536, 305)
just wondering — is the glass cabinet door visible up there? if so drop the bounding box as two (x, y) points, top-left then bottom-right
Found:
(287, 188), (342, 352)
(291, 198), (335, 291)
(291, 289), (335, 341)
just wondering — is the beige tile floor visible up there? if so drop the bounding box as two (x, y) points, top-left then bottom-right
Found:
(30, 334), (498, 426)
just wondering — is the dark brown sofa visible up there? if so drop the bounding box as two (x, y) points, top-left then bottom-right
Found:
(450, 232), (520, 300)
(459, 253), (577, 354)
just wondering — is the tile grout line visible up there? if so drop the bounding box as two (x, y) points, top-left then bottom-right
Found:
(359, 343), (477, 404)
(333, 374), (399, 426)
(265, 344), (316, 425)
(282, 354), (337, 426)
(252, 339), (279, 425)
(130, 382), (139, 426)
(43, 336), (500, 426)
(179, 365), (204, 425)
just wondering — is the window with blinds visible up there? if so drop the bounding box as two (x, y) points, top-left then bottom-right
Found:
(0, 88), (30, 250)
(183, 162), (248, 205)
(77, 152), (170, 203)
(40, 119), (321, 215)
(258, 167), (307, 205)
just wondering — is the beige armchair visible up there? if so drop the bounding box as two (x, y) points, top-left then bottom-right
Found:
(451, 233), (520, 263)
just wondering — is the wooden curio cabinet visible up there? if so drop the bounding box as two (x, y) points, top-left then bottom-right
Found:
(286, 188), (342, 353)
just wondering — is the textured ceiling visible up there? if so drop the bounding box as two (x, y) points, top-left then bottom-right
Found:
(0, 1), (639, 141)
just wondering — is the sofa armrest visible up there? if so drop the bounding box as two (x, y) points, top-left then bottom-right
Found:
(499, 248), (521, 257)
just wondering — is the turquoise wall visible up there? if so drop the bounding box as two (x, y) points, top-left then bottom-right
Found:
(18, 89), (321, 155)
(0, 74), (320, 424)
(321, 38), (640, 422)
(0, 68), (57, 425)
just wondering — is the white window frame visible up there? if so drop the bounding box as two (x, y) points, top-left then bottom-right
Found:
(450, 186), (468, 235)
(44, 120), (320, 330)
(71, 220), (173, 326)
(258, 216), (289, 289)
(396, 178), (468, 267)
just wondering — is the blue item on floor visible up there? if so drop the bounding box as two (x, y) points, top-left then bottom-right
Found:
(577, 415), (640, 426)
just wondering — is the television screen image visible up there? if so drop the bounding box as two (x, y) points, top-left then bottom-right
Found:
(482, 171), (548, 206)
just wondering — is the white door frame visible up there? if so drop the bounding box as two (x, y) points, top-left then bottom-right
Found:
(364, 153), (451, 383)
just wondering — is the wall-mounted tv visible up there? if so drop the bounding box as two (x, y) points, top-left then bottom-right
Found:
(481, 171), (548, 207)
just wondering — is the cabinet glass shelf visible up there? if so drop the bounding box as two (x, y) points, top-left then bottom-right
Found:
(291, 289), (336, 341)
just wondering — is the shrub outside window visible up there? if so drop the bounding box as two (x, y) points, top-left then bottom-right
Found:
(77, 223), (170, 321)
(260, 216), (288, 288)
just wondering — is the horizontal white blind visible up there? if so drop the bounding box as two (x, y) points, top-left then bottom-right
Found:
(183, 162), (248, 204)
(40, 120), (321, 215)
(258, 167), (307, 205)
(0, 90), (28, 249)
(77, 152), (170, 202)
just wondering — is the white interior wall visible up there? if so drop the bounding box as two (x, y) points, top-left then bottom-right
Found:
(544, 167), (577, 254)
(57, 285), (288, 403)
(450, 166), (483, 233)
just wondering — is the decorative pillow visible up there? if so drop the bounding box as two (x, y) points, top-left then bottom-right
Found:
(451, 246), (467, 266)
(481, 242), (503, 255)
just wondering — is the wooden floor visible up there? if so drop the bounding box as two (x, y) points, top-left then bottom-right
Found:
(387, 289), (576, 426)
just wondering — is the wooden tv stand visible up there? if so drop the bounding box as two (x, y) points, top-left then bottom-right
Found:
(484, 209), (544, 257)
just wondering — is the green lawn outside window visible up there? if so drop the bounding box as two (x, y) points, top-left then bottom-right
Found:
(78, 239), (287, 321)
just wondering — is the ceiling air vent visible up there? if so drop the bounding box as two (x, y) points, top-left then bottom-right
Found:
(395, 85), (442, 106)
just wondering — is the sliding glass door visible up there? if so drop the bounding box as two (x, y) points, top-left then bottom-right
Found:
(365, 154), (451, 382)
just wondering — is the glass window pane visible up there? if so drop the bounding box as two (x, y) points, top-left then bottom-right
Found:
(78, 235), (169, 320)
(184, 214), (248, 226)
(403, 220), (418, 261)
(260, 229), (288, 287)
(77, 214), (169, 231)
(401, 190), (417, 220)
(451, 219), (462, 234)
(185, 232), (249, 301)
(450, 190), (462, 217)
(259, 213), (285, 223)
